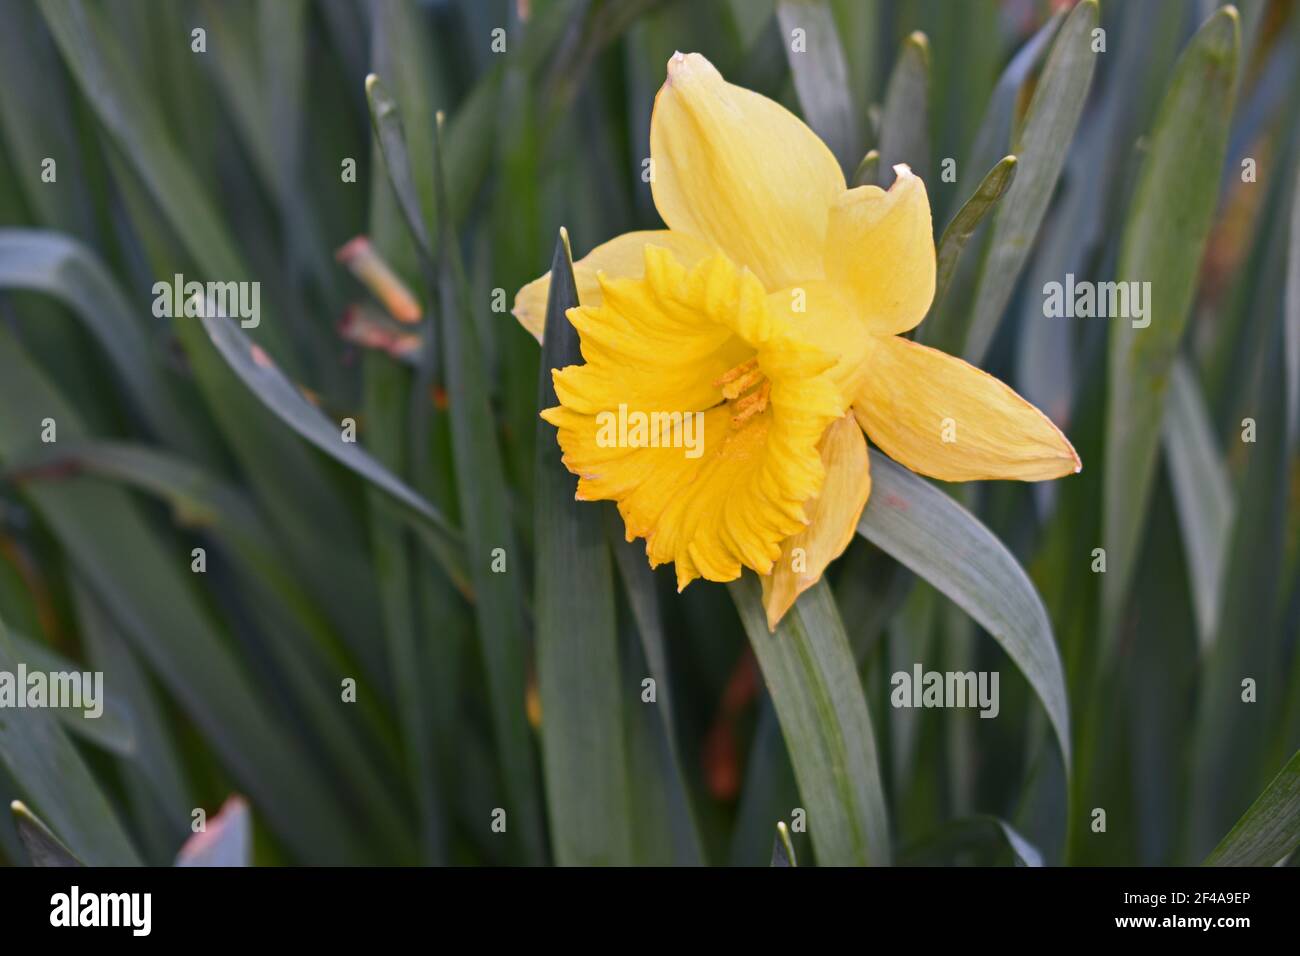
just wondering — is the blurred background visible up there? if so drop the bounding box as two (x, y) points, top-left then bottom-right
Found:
(0, 0), (1296, 866)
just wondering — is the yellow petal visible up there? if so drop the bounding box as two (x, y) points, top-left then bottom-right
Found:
(649, 52), (846, 290)
(761, 414), (871, 630)
(766, 281), (871, 398)
(825, 165), (936, 335)
(511, 229), (713, 341)
(542, 246), (846, 590)
(853, 334), (1080, 481)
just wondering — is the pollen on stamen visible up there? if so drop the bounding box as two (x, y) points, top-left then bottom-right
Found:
(715, 359), (764, 399)
(730, 380), (771, 427)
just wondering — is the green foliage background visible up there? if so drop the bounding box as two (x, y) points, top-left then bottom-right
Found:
(0, 0), (1297, 866)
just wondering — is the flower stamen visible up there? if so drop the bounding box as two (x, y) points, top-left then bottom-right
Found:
(713, 357), (758, 392)
(715, 357), (772, 426)
(730, 380), (771, 427)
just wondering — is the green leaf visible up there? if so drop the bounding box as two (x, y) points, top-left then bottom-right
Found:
(196, 308), (468, 593)
(1204, 750), (1300, 866)
(433, 117), (544, 862)
(901, 815), (1044, 866)
(361, 352), (446, 865)
(608, 516), (705, 864)
(18, 441), (412, 855)
(48, 0), (391, 665)
(1161, 359), (1234, 650)
(534, 231), (632, 865)
(35, 0), (296, 361)
(6, 627), (136, 757)
(857, 454), (1071, 770)
(850, 148), (880, 188)
(4, 439), (256, 535)
(876, 31), (930, 184)
(934, 0), (1098, 362)
(930, 155), (1018, 315)
(1286, 156), (1300, 447)
(71, 580), (193, 862)
(776, 0), (861, 169)
(0, 329), (368, 863)
(368, 1), (444, 237)
(0, 617), (139, 865)
(0, 1), (96, 234)
(771, 821), (798, 867)
(1103, 6), (1240, 646)
(10, 801), (82, 867)
(0, 229), (195, 453)
(365, 73), (433, 261)
(962, 9), (1063, 202)
(730, 575), (889, 866)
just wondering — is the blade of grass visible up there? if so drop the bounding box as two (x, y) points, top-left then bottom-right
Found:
(901, 815), (1044, 866)
(61, 8), (393, 672)
(0, 230), (196, 453)
(196, 308), (468, 592)
(608, 516), (705, 864)
(929, 155), (1018, 316)
(776, 0), (862, 170)
(0, 329), (368, 863)
(930, 0), (1098, 362)
(1103, 6), (1240, 648)
(6, 627), (135, 756)
(1203, 749), (1300, 866)
(10, 801), (81, 867)
(729, 700), (803, 865)
(0, 1), (97, 236)
(1188, 318), (1290, 856)
(362, 351), (444, 865)
(433, 117), (544, 862)
(851, 148), (880, 188)
(963, 9), (1063, 199)
(36, 0), (297, 363)
(3, 436), (409, 749)
(1287, 156), (1300, 447)
(534, 231), (632, 865)
(771, 821), (798, 866)
(72, 579), (192, 863)
(876, 31), (930, 184)
(0, 616), (140, 865)
(731, 575), (890, 866)
(857, 454), (1071, 771)
(1161, 358), (1234, 650)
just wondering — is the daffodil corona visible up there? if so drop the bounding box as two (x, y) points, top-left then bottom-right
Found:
(514, 52), (1080, 630)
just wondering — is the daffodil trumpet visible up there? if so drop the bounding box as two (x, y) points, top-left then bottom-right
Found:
(514, 52), (1080, 630)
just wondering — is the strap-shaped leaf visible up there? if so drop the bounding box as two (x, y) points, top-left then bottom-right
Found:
(534, 231), (632, 865)
(936, 0), (1098, 362)
(1103, 7), (1240, 646)
(1204, 750), (1300, 866)
(0, 230), (192, 451)
(901, 814), (1044, 866)
(876, 31), (930, 184)
(731, 576), (890, 866)
(777, 0), (862, 170)
(198, 309), (468, 593)
(6, 627), (135, 757)
(10, 801), (82, 867)
(0, 619), (139, 865)
(857, 454), (1071, 770)
(1162, 359), (1234, 650)
(770, 821), (798, 867)
(931, 155), (1018, 314)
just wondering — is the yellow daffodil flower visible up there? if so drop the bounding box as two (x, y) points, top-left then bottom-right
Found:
(513, 52), (1080, 630)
